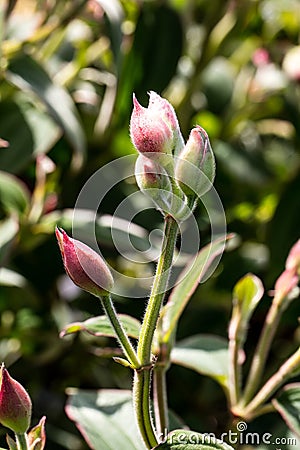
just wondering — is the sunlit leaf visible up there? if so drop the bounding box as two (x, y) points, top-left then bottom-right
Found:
(65, 389), (146, 450)
(154, 429), (234, 449)
(60, 314), (141, 339)
(171, 334), (229, 390)
(0, 216), (19, 265)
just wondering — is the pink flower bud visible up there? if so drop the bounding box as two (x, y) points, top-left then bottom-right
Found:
(175, 125), (215, 198)
(55, 227), (114, 297)
(286, 239), (300, 274)
(0, 364), (32, 433)
(130, 91), (182, 155)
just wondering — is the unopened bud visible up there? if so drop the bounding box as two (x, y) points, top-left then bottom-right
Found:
(0, 364), (32, 433)
(175, 126), (215, 199)
(130, 92), (183, 156)
(55, 227), (114, 297)
(135, 154), (173, 214)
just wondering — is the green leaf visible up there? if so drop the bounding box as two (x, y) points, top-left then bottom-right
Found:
(0, 216), (19, 264)
(6, 434), (17, 450)
(96, 0), (124, 66)
(60, 314), (141, 339)
(273, 383), (300, 438)
(171, 334), (229, 390)
(65, 389), (146, 450)
(230, 273), (264, 345)
(159, 235), (234, 344)
(7, 53), (85, 169)
(0, 170), (30, 215)
(154, 429), (234, 449)
(66, 389), (185, 450)
(27, 416), (46, 450)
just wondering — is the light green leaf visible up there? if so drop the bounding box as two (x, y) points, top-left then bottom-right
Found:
(60, 314), (141, 339)
(171, 334), (229, 390)
(7, 53), (85, 169)
(65, 389), (146, 450)
(154, 429), (234, 449)
(273, 383), (300, 438)
(0, 170), (30, 215)
(0, 216), (19, 264)
(160, 235), (234, 344)
(230, 274), (264, 345)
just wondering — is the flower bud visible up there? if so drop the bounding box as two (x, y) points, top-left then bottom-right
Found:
(274, 269), (299, 300)
(130, 91), (183, 156)
(175, 126), (216, 199)
(135, 154), (173, 214)
(0, 364), (32, 433)
(55, 227), (114, 297)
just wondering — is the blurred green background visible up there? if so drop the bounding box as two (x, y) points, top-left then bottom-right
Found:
(0, 0), (300, 448)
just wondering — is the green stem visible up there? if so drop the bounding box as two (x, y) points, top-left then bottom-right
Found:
(241, 295), (288, 405)
(228, 333), (241, 406)
(133, 369), (158, 448)
(240, 347), (300, 420)
(133, 214), (178, 448)
(100, 294), (140, 369)
(153, 363), (169, 437)
(15, 433), (29, 450)
(137, 215), (178, 365)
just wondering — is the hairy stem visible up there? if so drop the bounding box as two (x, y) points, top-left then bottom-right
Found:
(100, 294), (140, 369)
(133, 369), (158, 448)
(15, 433), (29, 450)
(137, 215), (178, 365)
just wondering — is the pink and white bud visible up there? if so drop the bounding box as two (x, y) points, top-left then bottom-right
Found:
(286, 239), (300, 274)
(130, 92), (182, 156)
(55, 227), (114, 297)
(175, 125), (215, 199)
(274, 269), (299, 300)
(0, 364), (32, 433)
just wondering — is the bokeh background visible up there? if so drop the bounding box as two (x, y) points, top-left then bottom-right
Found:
(0, 0), (300, 448)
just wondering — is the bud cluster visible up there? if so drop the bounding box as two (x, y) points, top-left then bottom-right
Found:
(130, 92), (216, 219)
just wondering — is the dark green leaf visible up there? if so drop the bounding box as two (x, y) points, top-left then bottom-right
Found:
(273, 383), (300, 438)
(171, 334), (229, 389)
(60, 314), (141, 339)
(7, 53), (85, 169)
(154, 429), (234, 449)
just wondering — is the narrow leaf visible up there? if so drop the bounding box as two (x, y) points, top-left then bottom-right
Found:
(273, 383), (300, 438)
(154, 429), (234, 449)
(27, 416), (46, 450)
(6, 435), (17, 450)
(60, 314), (141, 339)
(171, 334), (229, 390)
(7, 54), (85, 169)
(160, 235), (234, 343)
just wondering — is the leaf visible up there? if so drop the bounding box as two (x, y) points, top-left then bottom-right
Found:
(159, 235), (234, 344)
(154, 429), (234, 449)
(95, 0), (124, 66)
(6, 434), (17, 450)
(65, 389), (146, 450)
(7, 53), (85, 169)
(0, 216), (19, 265)
(60, 314), (141, 339)
(66, 389), (185, 450)
(229, 274), (264, 345)
(273, 383), (300, 438)
(171, 334), (229, 390)
(27, 416), (46, 450)
(0, 170), (30, 215)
